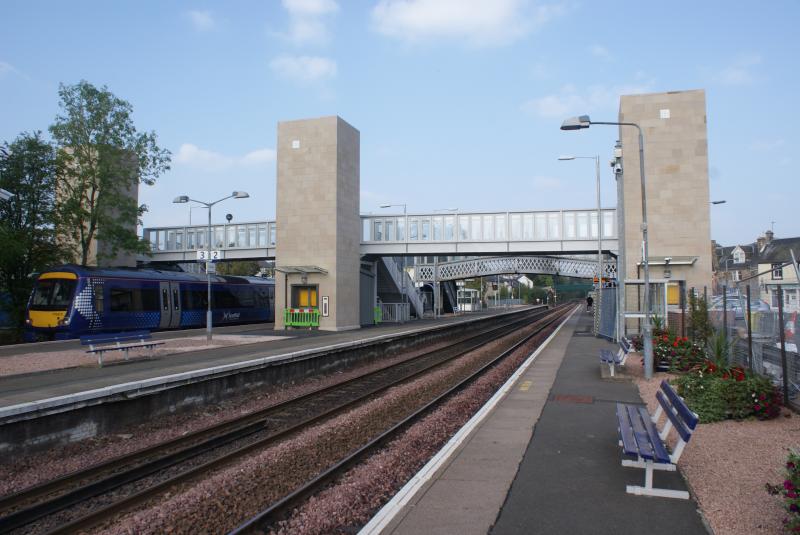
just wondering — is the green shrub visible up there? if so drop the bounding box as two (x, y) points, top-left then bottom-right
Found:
(672, 371), (782, 423)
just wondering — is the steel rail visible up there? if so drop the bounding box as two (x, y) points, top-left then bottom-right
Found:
(0, 307), (549, 534)
(229, 305), (572, 534)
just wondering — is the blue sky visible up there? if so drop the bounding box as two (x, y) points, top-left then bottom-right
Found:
(1, 0), (797, 245)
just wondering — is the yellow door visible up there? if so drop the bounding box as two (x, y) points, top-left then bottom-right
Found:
(298, 288), (318, 307)
(667, 284), (680, 306)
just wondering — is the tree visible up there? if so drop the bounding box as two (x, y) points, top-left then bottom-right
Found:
(0, 132), (67, 336)
(49, 81), (170, 266)
(216, 261), (261, 276)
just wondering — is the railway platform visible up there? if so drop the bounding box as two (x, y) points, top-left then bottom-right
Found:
(366, 308), (708, 535)
(0, 307), (534, 449)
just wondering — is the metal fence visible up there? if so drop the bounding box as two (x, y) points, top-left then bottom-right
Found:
(379, 303), (410, 323)
(705, 286), (799, 411)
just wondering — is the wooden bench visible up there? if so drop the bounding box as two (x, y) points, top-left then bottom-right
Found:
(616, 380), (699, 499)
(80, 330), (164, 367)
(600, 337), (633, 377)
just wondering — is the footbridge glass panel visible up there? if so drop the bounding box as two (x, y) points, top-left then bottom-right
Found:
(140, 209), (617, 262)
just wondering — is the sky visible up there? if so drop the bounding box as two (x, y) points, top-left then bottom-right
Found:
(0, 0), (797, 246)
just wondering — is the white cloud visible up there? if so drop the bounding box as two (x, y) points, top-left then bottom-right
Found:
(241, 148), (278, 165)
(521, 79), (656, 118)
(589, 44), (611, 60)
(270, 55), (337, 83)
(715, 54), (761, 86)
(280, 0), (339, 45)
(0, 62), (15, 76)
(371, 0), (566, 47)
(283, 0), (338, 17)
(175, 144), (275, 170)
(187, 10), (216, 32)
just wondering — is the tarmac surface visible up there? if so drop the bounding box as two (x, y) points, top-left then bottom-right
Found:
(377, 308), (708, 535)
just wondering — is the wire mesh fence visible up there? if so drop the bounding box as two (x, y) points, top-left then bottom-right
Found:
(705, 285), (799, 412)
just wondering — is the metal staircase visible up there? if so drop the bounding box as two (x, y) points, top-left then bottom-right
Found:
(378, 257), (424, 318)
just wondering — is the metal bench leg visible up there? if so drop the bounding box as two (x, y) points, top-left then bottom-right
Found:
(98, 351), (104, 368)
(626, 462), (689, 499)
(609, 362), (616, 377)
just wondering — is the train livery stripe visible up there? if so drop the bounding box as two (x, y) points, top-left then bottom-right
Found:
(39, 272), (78, 280)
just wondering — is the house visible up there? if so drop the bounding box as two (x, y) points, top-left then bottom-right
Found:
(755, 232), (800, 313)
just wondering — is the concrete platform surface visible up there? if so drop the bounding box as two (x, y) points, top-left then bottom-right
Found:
(373, 309), (708, 535)
(0, 308), (528, 412)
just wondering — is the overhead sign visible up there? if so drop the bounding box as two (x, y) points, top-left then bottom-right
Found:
(197, 250), (222, 261)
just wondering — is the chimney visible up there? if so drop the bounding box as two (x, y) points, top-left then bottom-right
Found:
(765, 229), (774, 243)
(757, 234), (766, 252)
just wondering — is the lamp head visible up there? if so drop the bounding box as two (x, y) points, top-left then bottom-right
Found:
(0, 188), (14, 201)
(557, 155), (576, 161)
(232, 191), (249, 199)
(711, 200), (727, 205)
(380, 204), (391, 208)
(560, 115), (591, 131)
(173, 195), (189, 204)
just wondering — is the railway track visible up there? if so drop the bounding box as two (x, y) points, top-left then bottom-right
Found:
(228, 304), (572, 534)
(0, 306), (556, 535)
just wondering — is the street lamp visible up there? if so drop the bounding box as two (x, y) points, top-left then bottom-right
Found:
(561, 114), (655, 379)
(380, 203), (408, 322)
(710, 200), (726, 205)
(173, 191), (249, 342)
(558, 154), (603, 334)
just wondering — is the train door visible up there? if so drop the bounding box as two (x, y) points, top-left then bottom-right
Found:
(158, 282), (182, 329)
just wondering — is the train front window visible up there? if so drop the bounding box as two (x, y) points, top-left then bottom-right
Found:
(31, 279), (76, 310)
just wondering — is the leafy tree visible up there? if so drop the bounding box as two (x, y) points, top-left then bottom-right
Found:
(0, 133), (67, 335)
(49, 81), (170, 266)
(216, 261), (261, 276)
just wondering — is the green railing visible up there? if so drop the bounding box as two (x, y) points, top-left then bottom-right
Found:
(284, 308), (320, 328)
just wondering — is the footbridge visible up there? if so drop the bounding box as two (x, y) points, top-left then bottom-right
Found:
(141, 208), (618, 262)
(413, 255), (617, 283)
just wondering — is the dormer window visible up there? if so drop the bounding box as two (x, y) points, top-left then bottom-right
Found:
(733, 249), (745, 264)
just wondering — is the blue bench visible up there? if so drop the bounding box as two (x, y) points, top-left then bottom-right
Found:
(616, 380), (699, 499)
(80, 330), (164, 367)
(600, 337), (633, 377)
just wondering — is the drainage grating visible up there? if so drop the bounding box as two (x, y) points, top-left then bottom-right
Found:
(551, 394), (595, 404)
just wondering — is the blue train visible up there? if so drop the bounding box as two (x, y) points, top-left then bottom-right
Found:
(24, 265), (275, 341)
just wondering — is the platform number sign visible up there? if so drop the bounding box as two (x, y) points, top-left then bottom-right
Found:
(196, 250), (221, 261)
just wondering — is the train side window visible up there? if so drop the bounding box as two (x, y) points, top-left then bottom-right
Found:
(162, 289), (169, 311)
(173, 289), (179, 310)
(93, 283), (104, 313)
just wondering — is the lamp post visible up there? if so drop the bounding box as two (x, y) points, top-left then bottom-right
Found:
(561, 115), (654, 379)
(174, 191), (249, 342)
(380, 203), (408, 322)
(558, 154), (603, 335)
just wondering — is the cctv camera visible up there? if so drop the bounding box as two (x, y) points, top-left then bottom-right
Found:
(664, 257), (672, 263)
(613, 163), (622, 174)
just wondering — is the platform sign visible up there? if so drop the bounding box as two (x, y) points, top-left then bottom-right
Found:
(321, 296), (329, 317)
(196, 250), (221, 261)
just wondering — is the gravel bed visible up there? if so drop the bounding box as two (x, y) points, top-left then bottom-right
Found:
(269, 320), (557, 535)
(0, 336), (457, 498)
(94, 313), (562, 534)
(0, 335), (289, 377)
(626, 355), (799, 535)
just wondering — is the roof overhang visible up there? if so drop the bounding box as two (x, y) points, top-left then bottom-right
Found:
(275, 265), (328, 275)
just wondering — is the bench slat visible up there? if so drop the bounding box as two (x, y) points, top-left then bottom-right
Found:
(656, 391), (693, 443)
(660, 380), (699, 429)
(625, 405), (657, 461)
(637, 406), (671, 463)
(80, 330), (152, 345)
(616, 403), (639, 456)
(85, 341), (164, 354)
